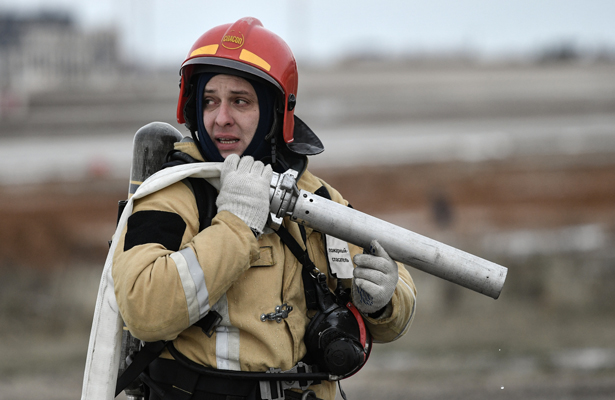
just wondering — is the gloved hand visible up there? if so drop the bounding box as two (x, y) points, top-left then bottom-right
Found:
(216, 154), (273, 235)
(352, 239), (398, 315)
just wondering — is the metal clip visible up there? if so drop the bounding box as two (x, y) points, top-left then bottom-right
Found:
(258, 362), (315, 400)
(261, 303), (293, 323)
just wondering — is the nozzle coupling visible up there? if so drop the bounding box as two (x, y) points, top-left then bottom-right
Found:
(268, 169), (300, 229)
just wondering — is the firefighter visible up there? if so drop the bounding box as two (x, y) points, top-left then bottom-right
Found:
(112, 17), (416, 400)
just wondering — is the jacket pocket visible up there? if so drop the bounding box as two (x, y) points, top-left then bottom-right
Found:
(250, 246), (275, 267)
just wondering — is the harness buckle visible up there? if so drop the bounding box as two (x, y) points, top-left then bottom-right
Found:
(258, 362), (315, 400)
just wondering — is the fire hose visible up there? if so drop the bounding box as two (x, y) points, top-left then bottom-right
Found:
(268, 169), (507, 300)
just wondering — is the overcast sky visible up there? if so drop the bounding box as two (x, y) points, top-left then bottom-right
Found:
(2, 0), (615, 67)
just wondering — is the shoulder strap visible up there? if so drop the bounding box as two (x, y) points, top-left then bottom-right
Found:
(186, 177), (218, 232)
(275, 224), (320, 311)
(162, 150), (218, 232)
(115, 341), (166, 397)
(314, 185), (331, 200)
(274, 185), (339, 312)
(275, 225), (317, 275)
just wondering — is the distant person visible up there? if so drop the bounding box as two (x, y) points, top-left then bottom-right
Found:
(113, 17), (416, 400)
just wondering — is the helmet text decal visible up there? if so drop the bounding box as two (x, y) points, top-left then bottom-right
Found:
(221, 32), (244, 50)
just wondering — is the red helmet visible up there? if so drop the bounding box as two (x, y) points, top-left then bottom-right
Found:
(177, 17), (298, 144)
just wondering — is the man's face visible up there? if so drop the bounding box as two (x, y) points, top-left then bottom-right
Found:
(203, 74), (260, 159)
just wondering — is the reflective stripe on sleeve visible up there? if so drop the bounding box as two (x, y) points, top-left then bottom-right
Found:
(170, 247), (210, 325)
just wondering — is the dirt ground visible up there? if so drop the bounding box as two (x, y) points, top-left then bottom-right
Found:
(1, 151), (614, 270)
(1, 151), (614, 399)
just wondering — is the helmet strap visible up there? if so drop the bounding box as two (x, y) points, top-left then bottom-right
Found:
(266, 95), (284, 167)
(270, 135), (277, 166)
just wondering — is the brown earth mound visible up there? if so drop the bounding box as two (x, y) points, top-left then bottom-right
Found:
(0, 153), (614, 271)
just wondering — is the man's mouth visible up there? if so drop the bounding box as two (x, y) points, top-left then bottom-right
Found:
(217, 138), (239, 144)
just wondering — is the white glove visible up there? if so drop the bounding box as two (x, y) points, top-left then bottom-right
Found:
(352, 240), (398, 315)
(216, 154), (273, 235)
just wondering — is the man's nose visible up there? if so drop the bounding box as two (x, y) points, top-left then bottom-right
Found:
(215, 102), (234, 126)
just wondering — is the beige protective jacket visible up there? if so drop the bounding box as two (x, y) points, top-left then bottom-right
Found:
(112, 142), (416, 400)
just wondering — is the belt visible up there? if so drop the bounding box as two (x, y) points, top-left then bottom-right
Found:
(147, 358), (322, 400)
(149, 358), (257, 399)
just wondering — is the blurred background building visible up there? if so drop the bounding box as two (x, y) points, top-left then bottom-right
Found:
(0, 12), (119, 91)
(0, 11), (119, 121)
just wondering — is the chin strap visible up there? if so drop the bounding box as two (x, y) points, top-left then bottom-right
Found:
(271, 135), (277, 165)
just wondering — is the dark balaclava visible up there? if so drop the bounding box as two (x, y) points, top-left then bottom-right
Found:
(194, 72), (276, 162)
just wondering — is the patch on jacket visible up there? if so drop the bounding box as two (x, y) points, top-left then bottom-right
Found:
(325, 234), (354, 279)
(124, 210), (186, 251)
